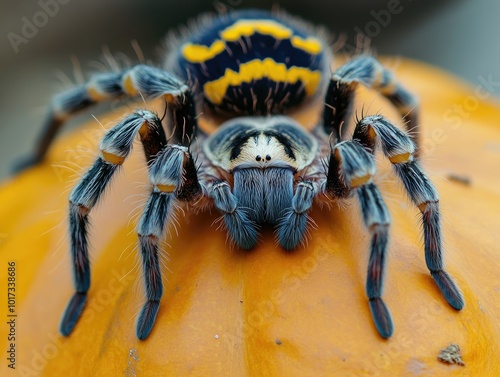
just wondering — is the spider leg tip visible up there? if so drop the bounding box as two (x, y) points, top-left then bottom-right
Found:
(60, 292), (87, 336)
(369, 297), (394, 339)
(136, 300), (161, 340)
(431, 270), (465, 311)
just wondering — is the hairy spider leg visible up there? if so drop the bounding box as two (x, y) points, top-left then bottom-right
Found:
(61, 110), (167, 336)
(276, 180), (319, 250)
(15, 65), (192, 171)
(322, 55), (420, 153)
(136, 191), (172, 341)
(207, 179), (258, 250)
(357, 183), (392, 338)
(275, 131), (332, 250)
(136, 143), (202, 340)
(324, 140), (394, 338)
(353, 115), (464, 311)
(137, 131), (272, 338)
(63, 74), (198, 338)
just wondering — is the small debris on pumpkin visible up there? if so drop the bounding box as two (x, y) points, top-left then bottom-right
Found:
(128, 348), (140, 361)
(438, 344), (465, 366)
(447, 173), (471, 186)
(214, 334), (219, 339)
(275, 339), (282, 345)
(125, 349), (140, 377)
(478, 301), (485, 312)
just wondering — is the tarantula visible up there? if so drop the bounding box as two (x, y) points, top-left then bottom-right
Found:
(20, 9), (464, 340)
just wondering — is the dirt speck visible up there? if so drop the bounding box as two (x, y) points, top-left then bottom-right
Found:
(447, 173), (471, 186)
(438, 344), (465, 366)
(275, 339), (282, 345)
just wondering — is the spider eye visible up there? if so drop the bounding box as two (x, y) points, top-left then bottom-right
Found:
(256, 155), (262, 161)
(265, 154), (271, 161)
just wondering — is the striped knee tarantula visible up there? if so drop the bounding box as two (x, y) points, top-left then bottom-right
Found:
(22, 9), (464, 340)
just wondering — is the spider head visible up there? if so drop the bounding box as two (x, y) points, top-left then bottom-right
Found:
(203, 116), (319, 224)
(204, 116), (318, 173)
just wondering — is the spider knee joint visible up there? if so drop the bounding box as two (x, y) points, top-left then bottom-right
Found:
(369, 223), (389, 234)
(100, 151), (125, 165)
(156, 184), (177, 193)
(350, 173), (373, 188)
(150, 145), (191, 194)
(292, 181), (315, 213)
(357, 117), (416, 163)
(418, 200), (439, 214)
(69, 201), (90, 216)
(388, 152), (413, 164)
(138, 234), (159, 246)
(212, 182), (237, 213)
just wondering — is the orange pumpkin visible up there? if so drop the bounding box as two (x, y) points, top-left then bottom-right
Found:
(1, 58), (499, 376)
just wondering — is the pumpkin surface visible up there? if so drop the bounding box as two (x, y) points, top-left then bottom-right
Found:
(1, 59), (499, 376)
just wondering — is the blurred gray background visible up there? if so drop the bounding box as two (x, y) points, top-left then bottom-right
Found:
(1, 0), (500, 179)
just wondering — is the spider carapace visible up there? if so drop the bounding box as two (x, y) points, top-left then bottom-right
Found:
(24, 9), (464, 340)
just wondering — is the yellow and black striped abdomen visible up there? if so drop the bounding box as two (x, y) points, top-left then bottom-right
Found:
(173, 10), (330, 115)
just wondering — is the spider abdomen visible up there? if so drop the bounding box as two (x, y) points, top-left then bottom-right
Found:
(171, 10), (330, 115)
